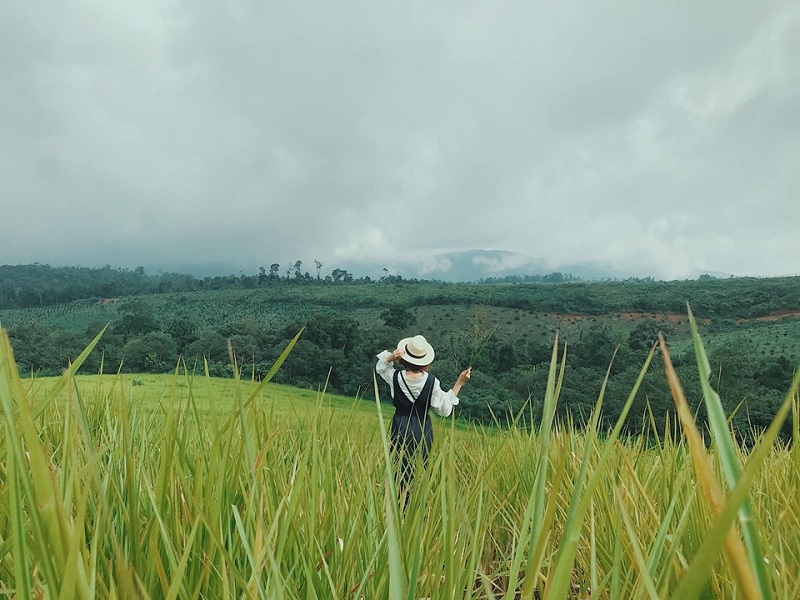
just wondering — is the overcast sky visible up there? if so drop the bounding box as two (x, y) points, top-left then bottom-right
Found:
(1, 1), (799, 280)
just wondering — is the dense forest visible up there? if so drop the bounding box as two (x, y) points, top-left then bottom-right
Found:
(3, 263), (800, 318)
(1, 264), (799, 440)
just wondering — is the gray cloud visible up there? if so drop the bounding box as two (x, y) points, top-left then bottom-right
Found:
(1, 1), (799, 279)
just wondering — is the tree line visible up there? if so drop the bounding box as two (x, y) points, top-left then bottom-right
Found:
(3, 264), (800, 320)
(0, 263), (374, 309)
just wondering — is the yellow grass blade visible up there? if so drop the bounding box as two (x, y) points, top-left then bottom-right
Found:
(670, 368), (799, 599)
(660, 333), (765, 600)
(544, 344), (656, 600)
(687, 306), (773, 600)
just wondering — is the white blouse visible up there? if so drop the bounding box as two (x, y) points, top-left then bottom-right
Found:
(375, 351), (459, 418)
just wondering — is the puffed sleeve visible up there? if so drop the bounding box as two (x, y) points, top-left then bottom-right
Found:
(430, 377), (459, 417)
(375, 351), (396, 397)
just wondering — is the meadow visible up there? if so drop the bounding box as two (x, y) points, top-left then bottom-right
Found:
(2, 314), (799, 599)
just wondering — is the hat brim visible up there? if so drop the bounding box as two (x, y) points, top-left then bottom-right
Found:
(397, 337), (435, 366)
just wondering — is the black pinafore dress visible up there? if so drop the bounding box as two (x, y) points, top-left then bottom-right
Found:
(390, 369), (435, 489)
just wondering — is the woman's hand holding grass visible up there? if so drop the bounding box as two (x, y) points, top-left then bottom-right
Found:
(453, 367), (471, 396)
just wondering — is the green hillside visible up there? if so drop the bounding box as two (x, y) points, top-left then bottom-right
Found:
(2, 272), (799, 439)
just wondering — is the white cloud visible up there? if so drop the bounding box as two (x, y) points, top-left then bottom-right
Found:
(1, 1), (799, 278)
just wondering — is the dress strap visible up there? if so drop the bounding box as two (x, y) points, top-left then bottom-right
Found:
(392, 370), (435, 415)
(400, 372), (418, 401)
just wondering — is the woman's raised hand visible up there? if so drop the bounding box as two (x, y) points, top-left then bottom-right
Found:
(388, 349), (405, 362)
(457, 367), (471, 385)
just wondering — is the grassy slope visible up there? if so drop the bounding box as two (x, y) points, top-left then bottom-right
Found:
(29, 372), (382, 417)
(26, 372), (482, 433)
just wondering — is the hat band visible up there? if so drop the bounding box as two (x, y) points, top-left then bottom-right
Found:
(405, 344), (426, 359)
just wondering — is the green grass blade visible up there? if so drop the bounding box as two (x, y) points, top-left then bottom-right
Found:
(671, 369), (798, 599)
(6, 430), (32, 600)
(384, 486), (407, 600)
(164, 519), (202, 600)
(687, 306), (771, 600)
(1, 332), (70, 591)
(660, 333), (775, 600)
(34, 325), (108, 419)
(372, 373), (406, 599)
(544, 344), (655, 600)
(244, 327), (304, 406)
(58, 482), (93, 600)
(516, 336), (563, 597)
(617, 488), (660, 600)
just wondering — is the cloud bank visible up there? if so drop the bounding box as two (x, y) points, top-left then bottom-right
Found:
(1, 1), (799, 279)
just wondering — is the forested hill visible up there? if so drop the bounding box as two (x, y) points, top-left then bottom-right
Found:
(2, 264), (799, 440)
(2, 263), (800, 319)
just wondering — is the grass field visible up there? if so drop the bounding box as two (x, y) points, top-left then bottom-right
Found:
(2, 323), (800, 598)
(26, 372), (390, 422)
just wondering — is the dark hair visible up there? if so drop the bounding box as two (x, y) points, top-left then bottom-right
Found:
(400, 359), (428, 373)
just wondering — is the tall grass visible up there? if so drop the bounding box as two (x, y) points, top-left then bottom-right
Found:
(1, 324), (799, 598)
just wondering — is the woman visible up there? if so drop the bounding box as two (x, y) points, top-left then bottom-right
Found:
(376, 334), (471, 499)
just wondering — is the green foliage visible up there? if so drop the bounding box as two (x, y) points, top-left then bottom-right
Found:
(628, 319), (667, 352)
(380, 305), (417, 329)
(113, 311), (160, 339)
(122, 332), (177, 372)
(571, 325), (620, 369)
(164, 313), (198, 352)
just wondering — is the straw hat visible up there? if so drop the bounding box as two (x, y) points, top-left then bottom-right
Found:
(397, 334), (435, 366)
